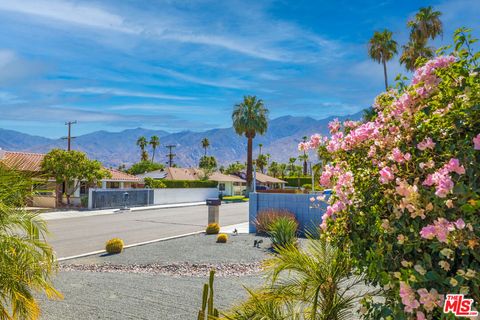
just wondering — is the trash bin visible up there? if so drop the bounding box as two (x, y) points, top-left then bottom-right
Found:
(206, 198), (221, 224)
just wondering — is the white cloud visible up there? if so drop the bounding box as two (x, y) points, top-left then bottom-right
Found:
(64, 87), (195, 100)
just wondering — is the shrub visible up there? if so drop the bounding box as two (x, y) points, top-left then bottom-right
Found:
(283, 176), (312, 188)
(255, 209), (296, 234)
(105, 238), (124, 254)
(267, 217), (298, 249)
(303, 30), (480, 318)
(144, 177), (166, 188)
(126, 161), (164, 175)
(216, 234), (228, 243)
(206, 223), (220, 234)
(301, 183), (322, 191)
(163, 180), (217, 188)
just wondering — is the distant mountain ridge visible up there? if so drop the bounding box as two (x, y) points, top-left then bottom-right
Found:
(0, 112), (363, 168)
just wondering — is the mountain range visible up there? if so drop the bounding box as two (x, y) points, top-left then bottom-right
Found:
(0, 111), (363, 168)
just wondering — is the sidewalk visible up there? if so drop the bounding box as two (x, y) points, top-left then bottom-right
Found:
(40, 202), (206, 221)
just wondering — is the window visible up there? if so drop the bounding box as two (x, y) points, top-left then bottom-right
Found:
(219, 183), (225, 191)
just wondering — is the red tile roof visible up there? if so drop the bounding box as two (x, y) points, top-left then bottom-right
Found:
(0, 150), (139, 182)
(0, 151), (45, 172)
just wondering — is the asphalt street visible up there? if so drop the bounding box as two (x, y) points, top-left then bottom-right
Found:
(46, 202), (249, 258)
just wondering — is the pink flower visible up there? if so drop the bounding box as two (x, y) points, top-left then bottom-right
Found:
(419, 225), (436, 240)
(400, 282), (420, 313)
(298, 141), (310, 151)
(309, 134), (323, 149)
(416, 311), (426, 320)
(379, 167), (394, 184)
(417, 137), (436, 151)
(474, 134), (480, 150)
(328, 118), (341, 134)
(445, 158), (465, 175)
(454, 218), (465, 230)
(417, 288), (442, 312)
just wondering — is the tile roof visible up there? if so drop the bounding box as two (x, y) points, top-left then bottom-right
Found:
(141, 167), (246, 183)
(0, 150), (139, 182)
(0, 151), (45, 172)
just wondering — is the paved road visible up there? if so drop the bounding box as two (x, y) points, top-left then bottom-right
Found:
(46, 202), (248, 258)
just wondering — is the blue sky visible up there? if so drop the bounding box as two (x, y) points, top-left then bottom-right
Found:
(0, 0), (478, 138)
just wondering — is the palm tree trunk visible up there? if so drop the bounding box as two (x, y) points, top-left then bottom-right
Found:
(204, 147), (207, 156)
(246, 135), (253, 194)
(382, 59), (388, 90)
(152, 147), (156, 162)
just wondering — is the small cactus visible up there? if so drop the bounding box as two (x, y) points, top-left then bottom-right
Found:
(216, 234), (228, 243)
(105, 238), (124, 254)
(198, 270), (219, 320)
(206, 223), (220, 235)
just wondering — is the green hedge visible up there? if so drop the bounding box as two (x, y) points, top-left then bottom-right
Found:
(162, 180), (218, 188)
(283, 176), (313, 187)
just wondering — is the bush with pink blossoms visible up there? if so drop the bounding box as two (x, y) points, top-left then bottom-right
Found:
(303, 29), (480, 319)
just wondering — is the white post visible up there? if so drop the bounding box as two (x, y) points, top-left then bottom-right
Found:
(101, 180), (107, 189)
(252, 164), (257, 193)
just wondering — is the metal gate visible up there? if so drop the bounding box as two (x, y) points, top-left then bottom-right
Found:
(89, 189), (153, 209)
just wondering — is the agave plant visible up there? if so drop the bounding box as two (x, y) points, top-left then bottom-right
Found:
(0, 165), (61, 319)
(266, 217), (298, 250)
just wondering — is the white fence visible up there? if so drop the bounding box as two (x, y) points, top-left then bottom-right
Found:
(153, 188), (218, 205)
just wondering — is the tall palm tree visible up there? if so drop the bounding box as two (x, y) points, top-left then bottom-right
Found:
(368, 29), (398, 90)
(258, 143), (263, 155)
(278, 163), (287, 180)
(201, 138), (210, 156)
(408, 6), (443, 43)
(399, 40), (434, 71)
(149, 135), (160, 162)
(0, 166), (62, 318)
(232, 96), (269, 193)
(300, 136), (309, 175)
(288, 157), (297, 175)
(136, 136), (148, 161)
(268, 161), (279, 178)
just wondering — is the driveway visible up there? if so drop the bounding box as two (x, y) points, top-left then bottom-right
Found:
(46, 202), (249, 258)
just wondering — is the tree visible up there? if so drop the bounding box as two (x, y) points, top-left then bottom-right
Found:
(399, 41), (434, 71)
(278, 163), (287, 179)
(258, 143), (263, 155)
(401, 6), (442, 71)
(127, 161), (164, 175)
(408, 6), (443, 43)
(224, 161), (245, 175)
(0, 165), (62, 318)
(149, 135), (160, 162)
(201, 138), (210, 156)
(268, 161), (279, 178)
(136, 136), (148, 161)
(288, 157), (297, 175)
(300, 136), (309, 175)
(199, 155), (217, 172)
(368, 29), (398, 90)
(41, 149), (110, 206)
(232, 95), (268, 193)
(256, 154), (268, 174)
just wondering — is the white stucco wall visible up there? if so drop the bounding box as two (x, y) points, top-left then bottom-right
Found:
(153, 188), (218, 205)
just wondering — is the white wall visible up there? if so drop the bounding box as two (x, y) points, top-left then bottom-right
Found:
(153, 188), (218, 205)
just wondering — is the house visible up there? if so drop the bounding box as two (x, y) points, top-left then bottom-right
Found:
(0, 149), (140, 207)
(236, 171), (287, 190)
(137, 167), (247, 196)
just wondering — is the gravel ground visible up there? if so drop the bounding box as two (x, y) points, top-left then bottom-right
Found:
(39, 234), (272, 320)
(63, 234), (272, 265)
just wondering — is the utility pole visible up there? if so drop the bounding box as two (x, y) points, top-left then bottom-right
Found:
(165, 145), (176, 167)
(62, 121), (77, 151)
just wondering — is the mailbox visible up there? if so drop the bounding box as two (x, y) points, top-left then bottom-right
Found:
(206, 198), (221, 206)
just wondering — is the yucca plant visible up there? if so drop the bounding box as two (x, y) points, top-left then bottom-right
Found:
(267, 217), (298, 250)
(0, 165), (61, 319)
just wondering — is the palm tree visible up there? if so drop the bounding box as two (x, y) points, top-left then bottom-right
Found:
(0, 165), (62, 318)
(278, 163), (287, 180)
(399, 40), (435, 71)
(256, 154), (268, 174)
(268, 161), (279, 178)
(368, 29), (398, 90)
(300, 136), (309, 175)
(408, 6), (442, 43)
(136, 136), (148, 161)
(149, 135), (160, 162)
(258, 143), (263, 155)
(225, 237), (367, 319)
(232, 96), (269, 193)
(201, 138), (210, 156)
(288, 157), (297, 175)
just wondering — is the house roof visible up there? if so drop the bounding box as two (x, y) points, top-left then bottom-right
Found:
(253, 172), (286, 184)
(0, 150), (45, 172)
(138, 167), (246, 183)
(0, 149), (139, 182)
(105, 169), (140, 182)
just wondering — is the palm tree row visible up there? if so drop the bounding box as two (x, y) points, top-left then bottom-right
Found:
(368, 6), (443, 89)
(136, 135), (160, 162)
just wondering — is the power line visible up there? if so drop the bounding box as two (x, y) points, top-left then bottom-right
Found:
(165, 145), (176, 167)
(61, 121), (77, 151)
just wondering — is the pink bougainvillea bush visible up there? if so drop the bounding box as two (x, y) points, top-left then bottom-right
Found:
(302, 29), (480, 319)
